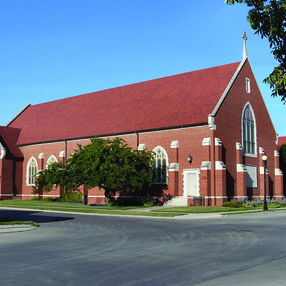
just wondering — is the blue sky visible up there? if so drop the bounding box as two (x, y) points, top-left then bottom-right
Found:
(1, 0), (285, 136)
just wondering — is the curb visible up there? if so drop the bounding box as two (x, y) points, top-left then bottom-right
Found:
(0, 225), (38, 234)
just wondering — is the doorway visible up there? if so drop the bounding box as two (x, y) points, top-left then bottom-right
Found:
(183, 169), (199, 197)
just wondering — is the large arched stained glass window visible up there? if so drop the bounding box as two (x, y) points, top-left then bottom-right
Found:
(152, 146), (168, 184)
(27, 157), (38, 185)
(242, 104), (256, 155)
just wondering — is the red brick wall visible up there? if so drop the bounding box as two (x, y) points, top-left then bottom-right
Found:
(17, 126), (212, 202)
(0, 158), (13, 199)
(12, 59), (282, 204)
(214, 60), (280, 199)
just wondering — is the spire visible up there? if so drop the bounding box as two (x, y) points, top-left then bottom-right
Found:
(242, 32), (248, 59)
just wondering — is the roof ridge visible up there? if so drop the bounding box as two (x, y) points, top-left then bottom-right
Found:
(8, 61), (241, 145)
(23, 61), (241, 109)
(210, 58), (248, 117)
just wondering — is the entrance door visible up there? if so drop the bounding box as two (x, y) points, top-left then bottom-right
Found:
(184, 171), (199, 197)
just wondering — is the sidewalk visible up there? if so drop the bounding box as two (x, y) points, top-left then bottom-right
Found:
(0, 225), (38, 234)
(1, 206), (284, 233)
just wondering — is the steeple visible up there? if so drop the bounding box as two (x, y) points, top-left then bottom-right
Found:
(242, 32), (248, 59)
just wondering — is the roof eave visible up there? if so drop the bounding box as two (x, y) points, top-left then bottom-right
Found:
(210, 57), (248, 117)
(6, 104), (31, 127)
(15, 122), (209, 147)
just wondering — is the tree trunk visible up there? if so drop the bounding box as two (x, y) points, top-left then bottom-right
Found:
(104, 188), (114, 205)
(104, 188), (111, 199)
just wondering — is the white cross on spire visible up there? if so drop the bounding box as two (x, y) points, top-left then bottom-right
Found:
(242, 32), (248, 59)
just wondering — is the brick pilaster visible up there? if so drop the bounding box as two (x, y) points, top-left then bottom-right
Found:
(236, 142), (247, 198)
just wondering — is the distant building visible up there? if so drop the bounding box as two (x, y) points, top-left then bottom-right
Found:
(0, 35), (283, 205)
(278, 137), (286, 149)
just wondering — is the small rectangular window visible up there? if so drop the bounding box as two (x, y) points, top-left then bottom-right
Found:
(246, 78), (250, 93)
(245, 165), (257, 188)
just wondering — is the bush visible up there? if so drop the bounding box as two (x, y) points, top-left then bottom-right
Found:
(222, 201), (241, 208)
(43, 197), (55, 202)
(56, 192), (83, 203)
(106, 197), (158, 207)
(31, 197), (43, 201)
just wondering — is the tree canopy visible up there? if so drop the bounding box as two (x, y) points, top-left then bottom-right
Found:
(34, 138), (154, 200)
(226, 0), (286, 102)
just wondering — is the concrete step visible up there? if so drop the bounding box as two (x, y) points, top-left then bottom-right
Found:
(164, 197), (188, 207)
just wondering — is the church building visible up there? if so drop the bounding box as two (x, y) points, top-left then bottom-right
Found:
(0, 36), (283, 206)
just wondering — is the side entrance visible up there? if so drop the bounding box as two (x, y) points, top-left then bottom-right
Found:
(183, 169), (200, 197)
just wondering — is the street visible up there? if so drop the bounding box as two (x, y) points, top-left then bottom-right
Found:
(0, 209), (286, 285)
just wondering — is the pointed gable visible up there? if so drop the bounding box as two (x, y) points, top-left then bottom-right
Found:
(8, 62), (240, 145)
(0, 126), (23, 158)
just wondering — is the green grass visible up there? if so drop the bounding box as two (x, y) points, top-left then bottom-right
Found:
(0, 200), (285, 222)
(0, 217), (39, 227)
(0, 200), (180, 218)
(150, 206), (252, 213)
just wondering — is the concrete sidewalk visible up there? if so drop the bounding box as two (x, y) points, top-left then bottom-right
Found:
(0, 224), (38, 234)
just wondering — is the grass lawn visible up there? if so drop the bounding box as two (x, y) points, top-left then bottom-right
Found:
(0, 200), (180, 218)
(0, 217), (39, 227)
(150, 206), (250, 213)
(0, 200), (285, 224)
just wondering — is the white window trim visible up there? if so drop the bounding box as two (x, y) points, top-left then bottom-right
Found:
(241, 102), (257, 158)
(46, 155), (58, 169)
(245, 165), (257, 188)
(26, 157), (38, 186)
(246, 78), (251, 93)
(152, 146), (169, 184)
(0, 143), (6, 159)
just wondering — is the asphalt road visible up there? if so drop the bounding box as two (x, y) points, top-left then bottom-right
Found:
(0, 209), (286, 286)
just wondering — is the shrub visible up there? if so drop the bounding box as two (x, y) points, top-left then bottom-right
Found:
(31, 197), (42, 201)
(106, 197), (158, 207)
(56, 191), (83, 203)
(143, 198), (157, 207)
(43, 197), (55, 202)
(222, 201), (241, 208)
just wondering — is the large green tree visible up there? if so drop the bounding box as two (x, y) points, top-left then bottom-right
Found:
(226, 0), (286, 102)
(34, 138), (154, 201)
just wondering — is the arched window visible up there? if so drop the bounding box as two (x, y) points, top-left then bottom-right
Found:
(242, 104), (256, 155)
(46, 155), (57, 168)
(152, 146), (168, 184)
(27, 157), (38, 185)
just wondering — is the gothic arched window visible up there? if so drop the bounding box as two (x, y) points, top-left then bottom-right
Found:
(27, 157), (38, 185)
(242, 104), (256, 155)
(152, 146), (168, 184)
(46, 155), (57, 168)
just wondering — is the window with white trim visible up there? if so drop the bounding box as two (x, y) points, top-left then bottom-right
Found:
(46, 155), (57, 168)
(27, 157), (38, 185)
(242, 104), (256, 155)
(152, 146), (168, 184)
(246, 78), (250, 93)
(245, 165), (257, 188)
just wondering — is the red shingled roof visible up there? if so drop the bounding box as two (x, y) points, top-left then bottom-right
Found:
(0, 126), (23, 158)
(8, 62), (240, 145)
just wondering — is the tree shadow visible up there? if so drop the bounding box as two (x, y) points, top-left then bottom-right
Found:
(111, 184), (168, 206)
(0, 209), (74, 224)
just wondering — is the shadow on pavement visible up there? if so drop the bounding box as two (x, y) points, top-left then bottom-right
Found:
(0, 209), (74, 224)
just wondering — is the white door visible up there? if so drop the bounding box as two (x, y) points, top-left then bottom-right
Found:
(184, 171), (199, 197)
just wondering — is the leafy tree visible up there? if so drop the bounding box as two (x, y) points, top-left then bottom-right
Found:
(33, 162), (65, 195)
(226, 0), (286, 102)
(34, 138), (154, 201)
